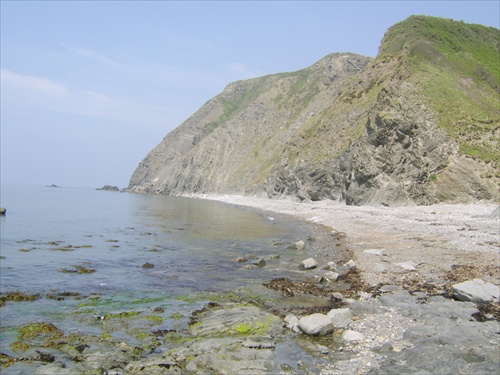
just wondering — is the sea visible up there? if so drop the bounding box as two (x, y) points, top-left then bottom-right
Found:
(0, 183), (310, 356)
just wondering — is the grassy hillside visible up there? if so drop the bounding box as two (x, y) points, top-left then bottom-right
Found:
(380, 16), (499, 166)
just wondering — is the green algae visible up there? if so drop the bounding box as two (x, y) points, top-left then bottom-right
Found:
(19, 247), (38, 252)
(58, 264), (96, 274)
(0, 291), (41, 307)
(11, 322), (64, 352)
(145, 315), (163, 323)
(101, 311), (141, 320)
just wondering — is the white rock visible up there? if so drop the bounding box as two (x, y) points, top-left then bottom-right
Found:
(396, 261), (419, 270)
(284, 314), (300, 333)
(452, 278), (500, 303)
(298, 313), (333, 336)
(342, 330), (366, 342)
(301, 258), (318, 269)
(327, 308), (352, 328)
(324, 271), (339, 282)
(344, 260), (356, 268)
(295, 240), (305, 251)
(363, 249), (384, 256)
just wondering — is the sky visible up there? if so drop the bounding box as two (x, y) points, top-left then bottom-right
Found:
(1, 1), (499, 189)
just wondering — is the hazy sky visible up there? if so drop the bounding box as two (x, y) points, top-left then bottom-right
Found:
(1, 1), (499, 189)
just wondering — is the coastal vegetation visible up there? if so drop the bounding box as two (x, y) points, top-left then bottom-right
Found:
(129, 15), (499, 205)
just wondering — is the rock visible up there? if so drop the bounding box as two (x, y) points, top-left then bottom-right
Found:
(396, 261), (420, 270)
(284, 314), (300, 333)
(295, 240), (305, 250)
(363, 249), (384, 256)
(327, 308), (352, 328)
(232, 257), (247, 262)
(304, 274), (323, 284)
(326, 261), (336, 270)
(298, 313), (333, 336)
(0, 208), (5, 215)
(342, 330), (366, 342)
(300, 258), (318, 270)
(330, 292), (344, 302)
(251, 258), (266, 267)
(452, 279), (499, 303)
(344, 259), (356, 268)
(34, 363), (79, 374)
(142, 262), (154, 268)
(488, 206), (500, 218)
(96, 185), (120, 192)
(124, 354), (181, 374)
(324, 271), (339, 282)
(371, 263), (388, 273)
(379, 284), (404, 293)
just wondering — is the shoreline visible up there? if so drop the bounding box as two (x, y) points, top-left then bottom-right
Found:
(190, 194), (499, 288)
(2, 193), (499, 374)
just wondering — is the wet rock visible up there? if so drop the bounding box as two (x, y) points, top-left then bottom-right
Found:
(304, 274), (323, 284)
(184, 338), (275, 374)
(0, 207), (6, 215)
(342, 330), (366, 342)
(252, 258), (266, 267)
(298, 313), (333, 336)
(142, 262), (155, 268)
(190, 305), (284, 337)
(300, 258), (318, 270)
(124, 354), (182, 374)
(288, 240), (305, 250)
(327, 308), (352, 328)
(233, 257), (247, 262)
(34, 363), (79, 374)
(452, 278), (499, 303)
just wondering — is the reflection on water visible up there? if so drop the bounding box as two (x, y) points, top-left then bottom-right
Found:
(0, 184), (309, 354)
(133, 194), (287, 241)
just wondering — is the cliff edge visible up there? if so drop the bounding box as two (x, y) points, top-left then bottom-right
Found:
(129, 16), (499, 205)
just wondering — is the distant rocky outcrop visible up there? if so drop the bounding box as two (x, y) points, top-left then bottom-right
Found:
(96, 185), (120, 192)
(129, 16), (499, 206)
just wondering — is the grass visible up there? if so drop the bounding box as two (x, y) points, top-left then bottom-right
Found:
(379, 16), (500, 165)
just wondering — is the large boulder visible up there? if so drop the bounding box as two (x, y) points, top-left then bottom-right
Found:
(452, 279), (499, 303)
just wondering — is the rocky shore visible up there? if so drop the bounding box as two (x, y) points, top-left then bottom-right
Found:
(189, 195), (500, 374)
(1, 196), (499, 374)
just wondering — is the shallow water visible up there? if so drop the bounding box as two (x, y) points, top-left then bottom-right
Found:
(0, 184), (309, 355)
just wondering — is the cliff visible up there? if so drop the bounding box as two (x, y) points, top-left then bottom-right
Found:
(129, 16), (499, 205)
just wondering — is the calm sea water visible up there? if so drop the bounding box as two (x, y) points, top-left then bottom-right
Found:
(0, 184), (308, 354)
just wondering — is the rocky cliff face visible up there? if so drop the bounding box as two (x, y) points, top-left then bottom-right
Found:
(129, 16), (499, 205)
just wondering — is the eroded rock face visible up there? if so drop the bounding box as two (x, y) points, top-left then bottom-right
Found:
(128, 18), (499, 206)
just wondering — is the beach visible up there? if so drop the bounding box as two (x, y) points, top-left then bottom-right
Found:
(194, 195), (499, 288)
